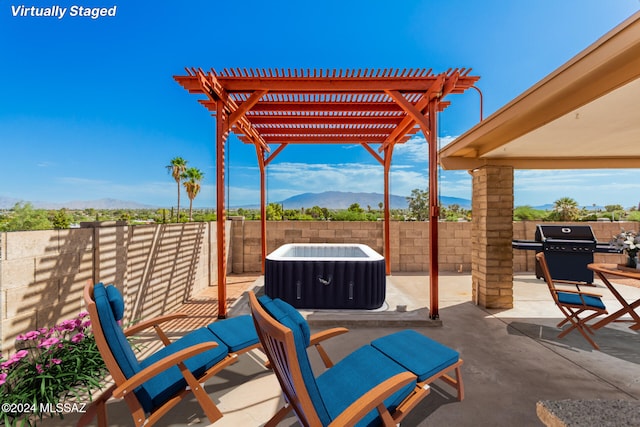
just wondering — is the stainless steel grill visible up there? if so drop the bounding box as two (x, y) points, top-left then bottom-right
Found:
(513, 225), (620, 284)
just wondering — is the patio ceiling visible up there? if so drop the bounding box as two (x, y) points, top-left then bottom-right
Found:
(439, 11), (640, 170)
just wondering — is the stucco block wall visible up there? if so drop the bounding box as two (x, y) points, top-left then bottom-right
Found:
(0, 218), (632, 355)
(0, 222), (221, 356)
(230, 220), (474, 274)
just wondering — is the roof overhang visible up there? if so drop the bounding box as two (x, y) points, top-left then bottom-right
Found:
(439, 11), (640, 170)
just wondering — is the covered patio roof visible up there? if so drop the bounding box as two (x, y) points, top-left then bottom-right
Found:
(440, 11), (640, 170)
(175, 67), (480, 318)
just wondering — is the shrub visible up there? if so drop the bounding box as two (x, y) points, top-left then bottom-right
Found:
(0, 312), (106, 426)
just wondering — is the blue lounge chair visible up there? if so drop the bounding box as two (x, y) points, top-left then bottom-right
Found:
(80, 282), (260, 427)
(249, 292), (464, 427)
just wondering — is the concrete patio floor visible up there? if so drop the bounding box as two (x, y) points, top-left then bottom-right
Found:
(51, 272), (640, 426)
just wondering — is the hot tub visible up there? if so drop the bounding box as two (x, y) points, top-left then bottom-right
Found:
(264, 243), (386, 309)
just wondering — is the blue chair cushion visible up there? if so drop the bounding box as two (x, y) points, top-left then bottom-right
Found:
(207, 315), (259, 352)
(316, 345), (417, 427)
(258, 295), (331, 425)
(136, 327), (229, 413)
(93, 283), (141, 379)
(272, 298), (311, 346)
(105, 284), (125, 321)
(557, 292), (606, 310)
(371, 330), (460, 382)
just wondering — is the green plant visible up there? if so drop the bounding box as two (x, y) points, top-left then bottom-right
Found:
(0, 312), (106, 426)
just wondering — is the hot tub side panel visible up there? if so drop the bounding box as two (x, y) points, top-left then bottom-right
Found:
(264, 258), (385, 309)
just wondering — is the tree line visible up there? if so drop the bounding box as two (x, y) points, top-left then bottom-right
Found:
(2, 189), (639, 232)
(514, 196), (640, 222)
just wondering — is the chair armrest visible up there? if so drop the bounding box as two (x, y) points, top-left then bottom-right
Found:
(124, 313), (188, 345)
(124, 313), (188, 336)
(328, 371), (417, 427)
(309, 327), (349, 368)
(554, 289), (603, 298)
(112, 342), (218, 399)
(309, 327), (349, 346)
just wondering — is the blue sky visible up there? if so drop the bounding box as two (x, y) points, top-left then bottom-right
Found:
(1, 1), (639, 209)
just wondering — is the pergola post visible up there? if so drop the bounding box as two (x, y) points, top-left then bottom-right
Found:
(427, 99), (440, 319)
(255, 145), (267, 274)
(216, 99), (229, 318)
(383, 146), (393, 276)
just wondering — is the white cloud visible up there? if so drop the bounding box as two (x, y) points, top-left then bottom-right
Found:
(514, 169), (640, 207)
(394, 134), (457, 163)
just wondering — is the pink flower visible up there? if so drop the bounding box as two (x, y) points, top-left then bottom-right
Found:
(0, 350), (29, 369)
(78, 311), (89, 318)
(71, 333), (85, 343)
(16, 330), (39, 341)
(59, 319), (77, 332)
(50, 358), (62, 365)
(0, 373), (7, 385)
(36, 364), (44, 374)
(13, 350), (29, 361)
(38, 337), (60, 349)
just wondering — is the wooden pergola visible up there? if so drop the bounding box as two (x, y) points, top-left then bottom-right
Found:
(174, 68), (479, 319)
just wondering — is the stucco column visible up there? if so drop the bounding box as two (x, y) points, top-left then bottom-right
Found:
(471, 165), (514, 308)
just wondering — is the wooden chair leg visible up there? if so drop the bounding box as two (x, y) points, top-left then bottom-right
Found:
(437, 360), (464, 401)
(265, 402), (293, 427)
(179, 364), (224, 424)
(76, 384), (115, 427)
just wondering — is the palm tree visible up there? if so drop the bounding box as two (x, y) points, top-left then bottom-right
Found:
(553, 197), (579, 221)
(166, 157), (187, 222)
(182, 167), (204, 221)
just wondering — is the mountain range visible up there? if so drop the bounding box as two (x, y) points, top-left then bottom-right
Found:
(0, 192), (472, 210)
(278, 191), (471, 210)
(2, 192), (610, 211)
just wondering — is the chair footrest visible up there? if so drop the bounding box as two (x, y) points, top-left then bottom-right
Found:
(371, 330), (460, 383)
(207, 315), (260, 352)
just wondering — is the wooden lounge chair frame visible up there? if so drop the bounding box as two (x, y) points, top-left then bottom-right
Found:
(249, 292), (464, 427)
(536, 252), (608, 350)
(79, 282), (261, 427)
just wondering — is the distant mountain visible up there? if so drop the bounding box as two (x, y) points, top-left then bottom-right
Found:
(278, 191), (471, 210)
(0, 197), (156, 210)
(0, 196), (23, 209)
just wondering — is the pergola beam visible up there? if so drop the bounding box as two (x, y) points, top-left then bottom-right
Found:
(216, 76), (476, 92)
(248, 116), (404, 125)
(229, 90), (268, 128)
(380, 74), (445, 151)
(250, 101), (406, 112)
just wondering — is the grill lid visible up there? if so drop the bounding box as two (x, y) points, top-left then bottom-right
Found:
(534, 225), (596, 242)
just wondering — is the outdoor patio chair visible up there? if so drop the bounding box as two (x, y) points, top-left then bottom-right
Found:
(79, 282), (261, 427)
(249, 292), (464, 427)
(536, 252), (608, 350)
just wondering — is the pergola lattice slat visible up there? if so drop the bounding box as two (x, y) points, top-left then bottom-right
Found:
(175, 67), (479, 319)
